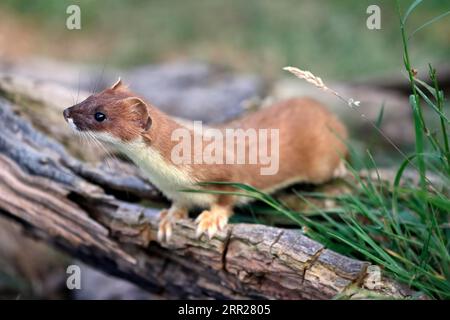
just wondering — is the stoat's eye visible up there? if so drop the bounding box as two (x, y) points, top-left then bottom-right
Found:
(94, 112), (106, 122)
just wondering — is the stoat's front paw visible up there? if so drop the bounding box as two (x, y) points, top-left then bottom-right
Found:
(195, 207), (229, 239)
(157, 208), (187, 243)
(157, 209), (172, 243)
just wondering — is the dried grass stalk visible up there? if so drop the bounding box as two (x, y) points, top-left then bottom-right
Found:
(283, 66), (360, 108)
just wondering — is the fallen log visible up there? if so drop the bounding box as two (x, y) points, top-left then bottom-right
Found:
(0, 76), (420, 299)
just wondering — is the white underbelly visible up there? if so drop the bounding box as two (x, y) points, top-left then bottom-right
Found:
(121, 141), (215, 208)
(145, 173), (216, 208)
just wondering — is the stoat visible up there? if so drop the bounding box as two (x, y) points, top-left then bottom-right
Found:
(63, 79), (347, 241)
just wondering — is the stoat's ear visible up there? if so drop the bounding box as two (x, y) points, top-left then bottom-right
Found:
(110, 78), (124, 91)
(124, 97), (152, 131)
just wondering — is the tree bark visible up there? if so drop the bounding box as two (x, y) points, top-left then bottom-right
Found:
(0, 75), (420, 299)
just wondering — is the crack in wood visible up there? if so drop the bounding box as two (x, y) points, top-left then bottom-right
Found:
(300, 246), (325, 285)
(221, 226), (233, 272)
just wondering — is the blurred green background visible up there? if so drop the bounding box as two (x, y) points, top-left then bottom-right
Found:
(0, 0), (449, 300)
(1, 0), (448, 80)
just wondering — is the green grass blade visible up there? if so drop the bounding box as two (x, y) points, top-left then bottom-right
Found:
(401, 0), (423, 25)
(409, 10), (450, 39)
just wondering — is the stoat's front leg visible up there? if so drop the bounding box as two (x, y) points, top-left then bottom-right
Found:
(195, 203), (233, 239)
(157, 204), (188, 242)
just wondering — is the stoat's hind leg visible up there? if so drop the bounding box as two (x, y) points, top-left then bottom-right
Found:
(332, 160), (347, 179)
(195, 202), (233, 239)
(157, 205), (188, 242)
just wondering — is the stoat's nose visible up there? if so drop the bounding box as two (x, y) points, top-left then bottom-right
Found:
(63, 108), (71, 122)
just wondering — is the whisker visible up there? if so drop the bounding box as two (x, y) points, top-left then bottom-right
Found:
(86, 131), (118, 170)
(93, 59), (108, 94)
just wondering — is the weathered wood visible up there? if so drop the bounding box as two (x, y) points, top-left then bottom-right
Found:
(0, 78), (420, 299)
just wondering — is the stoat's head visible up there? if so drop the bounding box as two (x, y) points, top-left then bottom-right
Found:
(63, 79), (152, 144)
